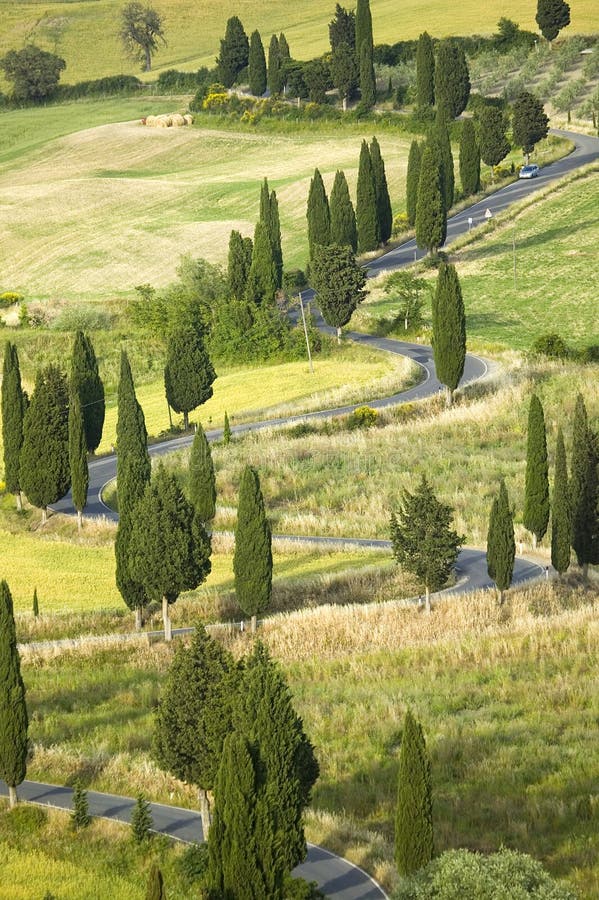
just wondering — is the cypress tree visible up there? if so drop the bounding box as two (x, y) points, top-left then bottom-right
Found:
(278, 33), (290, 62)
(370, 136), (392, 244)
(70, 780), (90, 829)
(415, 145), (446, 255)
(32, 587), (39, 617)
(208, 733), (270, 898)
(1, 341), (26, 510)
(131, 793), (153, 844)
(70, 331), (105, 454)
(459, 118), (480, 197)
(428, 112), (454, 210)
(570, 394), (599, 578)
(189, 424), (216, 524)
(233, 465), (272, 632)
(310, 244), (367, 343)
(415, 32), (435, 111)
(306, 168), (331, 259)
(129, 463), (211, 641)
(406, 140), (422, 227)
(478, 106), (510, 177)
(269, 190), (283, 288)
(268, 34), (283, 96)
(486, 479), (515, 603)
(359, 39), (376, 109)
(260, 176), (270, 227)
(431, 262), (466, 407)
(19, 365), (70, 524)
(0, 580), (28, 809)
(115, 351), (151, 630)
(246, 220), (277, 305)
(217, 16), (249, 88)
(356, 140), (379, 252)
(395, 709), (433, 876)
(223, 410), (231, 445)
(68, 388), (89, 531)
(164, 325), (216, 431)
(235, 643), (319, 876)
(249, 30), (267, 97)
(536, 0), (571, 43)
(329, 4), (356, 52)
(145, 865), (166, 900)
(355, 0), (373, 65)
(329, 170), (357, 251)
(153, 626), (236, 838)
(523, 394), (550, 548)
(512, 91), (549, 162)
(330, 41), (358, 110)
(434, 40), (470, 118)
(551, 427), (571, 574)
(228, 229), (252, 299)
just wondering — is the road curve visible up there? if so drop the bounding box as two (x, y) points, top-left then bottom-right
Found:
(0, 780), (388, 900)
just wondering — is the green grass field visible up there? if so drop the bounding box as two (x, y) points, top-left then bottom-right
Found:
(0, 0), (597, 87)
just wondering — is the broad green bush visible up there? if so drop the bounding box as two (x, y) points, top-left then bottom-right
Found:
(347, 405), (378, 429)
(0, 291), (23, 307)
(531, 332), (569, 360)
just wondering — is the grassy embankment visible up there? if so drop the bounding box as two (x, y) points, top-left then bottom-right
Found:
(13, 577), (599, 898)
(0, 0), (597, 85)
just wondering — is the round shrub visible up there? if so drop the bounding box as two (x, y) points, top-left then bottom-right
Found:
(347, 405), (378, 429)
(531, 332), (570, 359)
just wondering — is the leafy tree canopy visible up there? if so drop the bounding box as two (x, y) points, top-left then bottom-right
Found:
(120, 3), (166, 72)
(0, 45), (65, 102)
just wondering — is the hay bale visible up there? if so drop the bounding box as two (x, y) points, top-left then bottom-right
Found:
(171, 113), (185, 127)
(145, 115), (156, 126)
(183, 114), (194, 126)
(155, 117), (169, 128)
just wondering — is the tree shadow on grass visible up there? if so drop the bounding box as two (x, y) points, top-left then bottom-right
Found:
(461, 216), (598, 264)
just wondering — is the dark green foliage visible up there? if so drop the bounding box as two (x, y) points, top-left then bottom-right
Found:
(512, 91), (549, 158)
(536, 0), (571, 42)
(223, 411), (231, 445)
(359, 40), (376, 109)
(370, 136), (392, 244)
(70, 780), (90, 829)
(249, 30), (267, 97)
(68, 389), (89, 521)
(570, 394), (599, 574)
(395, 709), (433, 876)
(551, 428), (571, 574)
(227, 230), (252, 299)
(383, 272), (429, 331)
(284, 877), (326, 900)
(115, 351), (150, 619)
(390, 475), (463, 603)
(32, 588), (39, 618)
(329, 170), (357, 251)
(1, 342), (26, 502)
(415, 32), (435, 110)
(246, 221), (277, 305)
(235, 643), (319, 873)
(19, 365), (70, 516)
(355, 0), (374, 65)
(164, 325), (216, 431)
(406, 141), (422, 227)
(268, 34), (283, 96)
(189, 425), (216, 523)
(478, 106), (511, 170)
(70, 331), (105, 454)
(531, 332), (569, 359)
(217, 16), (249, 87)
(0, 45), (65, 102)
(278, 34), (290, 73)
(306, 168), (331, 259)
(310, 244), (367, 337)
(234, 466), (272, 622)
(434, 40), (470, 118)
(459, 119), (480, 196)
(131, 794), (153, 844)
(415, 146), (446, 254)
(266, 188), (283, 289)
(329, 4), (355, 51)
(356, 140), (379, 252)
(330, 41), (358, 108)
(0, 581), (28, 802)
(145, 865), (166, 900)
(120, 3), (166, 72)
(178, 843), (209, 884)
(486, 479), (515, 599)
(428, 114), (454, 209)
(303, 58), (331, 105)
(208, 732), (271, 898)
(523, 394), (550, 545)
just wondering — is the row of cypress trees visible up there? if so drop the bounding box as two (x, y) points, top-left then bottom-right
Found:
(228, 177), (283, 305)
(217, 16), (290, 96)
(414, 31), (470, 119)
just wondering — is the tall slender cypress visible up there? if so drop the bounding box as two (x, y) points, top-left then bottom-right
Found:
(278, 33), (290, 64)
(68, 389), (89, 531)
(329, 170), (357, 251)
(431, 262), (466, 406)
(415, 32), (435, 111)
(233, 465), (272, 631)
(359, 40), (376, 109)
(19, 365), (70, 524)
(70, 331), (105, 454)
(395, 709), (433, 876)
(434, 40), (470, 118)
(268, 34), (283, 96)
(370, 136), (392, 244)
(1, 342), (26, 510)
(551, 427), (571, 574)
(523, 394), (550, 548)
(570, 394), (599, 577)
(269, 190), (283, 288)
(115, 351), (151, 630)
(415, 145), (446, 255)
(459, 118), (480, 197)
(306, 168), (331, 259)
(217, 16), (249, 88)
(189, 424), (216, 523)
(228, 229), (252, 299)
(355, 0), (373, 64)
(406, 140), (422, 227)
(246, 221), (277, 305)
(356, 140), (379, 252)
(0, 580), (28, 809)
(486, 479), (515, 603)
(428, 112), (454, 210)
(249, 30), (267, 97)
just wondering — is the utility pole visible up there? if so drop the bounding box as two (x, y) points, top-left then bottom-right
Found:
(512, 224), (517, 290)
(298, 291), (314, 374)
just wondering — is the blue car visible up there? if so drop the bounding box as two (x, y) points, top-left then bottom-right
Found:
(519, 164), (540, 179)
